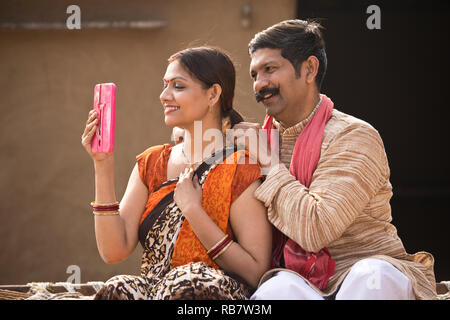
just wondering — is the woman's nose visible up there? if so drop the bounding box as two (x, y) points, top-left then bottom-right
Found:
(160, 86), (171, 103)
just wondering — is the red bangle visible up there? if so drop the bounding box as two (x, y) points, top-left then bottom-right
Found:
(91, 204), (120, 211)
(208, 235), (232, 260)
(90, 201), (120, 211)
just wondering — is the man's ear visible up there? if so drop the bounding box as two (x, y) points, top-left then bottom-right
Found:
(302, 56), (319, 85)
(208, 83), (222, 106)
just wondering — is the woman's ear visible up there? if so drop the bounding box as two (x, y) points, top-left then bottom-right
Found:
(208, 84), (222, 107)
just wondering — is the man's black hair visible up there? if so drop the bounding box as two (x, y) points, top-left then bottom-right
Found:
(249, 19), (327, 90)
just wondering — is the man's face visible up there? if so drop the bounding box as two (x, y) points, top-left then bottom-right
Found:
(250, 48), (305, 124)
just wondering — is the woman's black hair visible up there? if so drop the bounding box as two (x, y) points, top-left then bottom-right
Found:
(168, 46), (244, 129)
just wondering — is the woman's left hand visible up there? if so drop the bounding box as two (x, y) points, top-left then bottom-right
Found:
(174, 167), (203, 217)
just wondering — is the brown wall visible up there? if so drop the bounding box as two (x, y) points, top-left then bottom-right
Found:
(0, 0), (296, 284)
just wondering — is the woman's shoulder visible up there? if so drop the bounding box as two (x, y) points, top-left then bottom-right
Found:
(220, 148), (258, 165)
(136, 144), (172, 188)
(137, 144), (172, 161)
(223, 149), (263, 203)
(231, 150), (262, 182)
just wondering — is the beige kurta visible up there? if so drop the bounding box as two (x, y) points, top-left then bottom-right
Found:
(254, 104), (437, 300)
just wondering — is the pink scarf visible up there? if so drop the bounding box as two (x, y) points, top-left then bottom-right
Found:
(263, 94), (336, 290)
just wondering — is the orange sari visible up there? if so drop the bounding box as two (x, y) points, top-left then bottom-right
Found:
(94, 145), (263, 300)
(137, 144), (262, 270)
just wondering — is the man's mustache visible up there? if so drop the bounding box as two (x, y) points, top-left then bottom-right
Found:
(255, 87), (280, 103)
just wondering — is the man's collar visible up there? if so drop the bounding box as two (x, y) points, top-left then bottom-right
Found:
(272, 96), (323, 135)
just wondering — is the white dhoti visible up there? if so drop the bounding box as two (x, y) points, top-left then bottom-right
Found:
(251, 258), (415, 300)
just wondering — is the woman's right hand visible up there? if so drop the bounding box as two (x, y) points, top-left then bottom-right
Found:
(81, 109), (113, 162)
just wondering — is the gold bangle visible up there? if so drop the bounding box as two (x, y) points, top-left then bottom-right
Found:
(206, 235), (229, 255)
(212, 240), (234, 260)
(93, 210), (119, 216)
(90, 201), (119, 207)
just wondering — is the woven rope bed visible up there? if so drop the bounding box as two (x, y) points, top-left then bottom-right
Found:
(0, 282), (104, 300)
(1, 281), (449, 300)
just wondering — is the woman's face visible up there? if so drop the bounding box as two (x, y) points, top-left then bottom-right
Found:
(160, 60), (210, 128)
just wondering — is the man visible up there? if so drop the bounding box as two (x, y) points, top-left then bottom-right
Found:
(234, 19), (437, 299)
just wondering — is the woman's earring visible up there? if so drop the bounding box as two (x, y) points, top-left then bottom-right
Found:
(209, 105), (213, 112)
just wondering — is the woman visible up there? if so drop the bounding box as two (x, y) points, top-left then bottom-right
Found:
(81, 46), (272, 299)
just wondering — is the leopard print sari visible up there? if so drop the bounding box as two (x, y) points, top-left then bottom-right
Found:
(94, 147), (252, 300)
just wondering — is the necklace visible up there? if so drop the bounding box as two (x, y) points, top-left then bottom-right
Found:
(181, 145), (203, 168)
